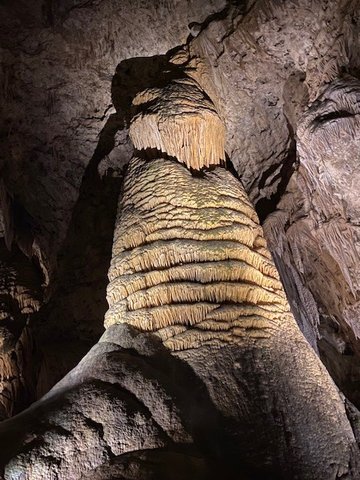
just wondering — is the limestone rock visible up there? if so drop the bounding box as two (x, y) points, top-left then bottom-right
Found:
(1, 0), (360, 478)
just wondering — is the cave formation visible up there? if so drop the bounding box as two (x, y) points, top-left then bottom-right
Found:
(1, 0), (360, 479)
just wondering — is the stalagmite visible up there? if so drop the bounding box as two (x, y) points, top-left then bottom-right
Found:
(0, 60), (359, 480)
(105, 76), (297, 350)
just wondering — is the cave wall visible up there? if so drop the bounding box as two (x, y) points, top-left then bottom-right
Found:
(1, 0), (360, 413)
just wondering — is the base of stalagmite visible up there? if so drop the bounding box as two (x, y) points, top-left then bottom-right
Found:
(0, 321), (358, 479)
(0, 324), (252, 480)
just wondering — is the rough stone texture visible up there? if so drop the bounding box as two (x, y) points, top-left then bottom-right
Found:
(181, 0), (360, 406)
(0, 324), (213, 479)
(1, 321), (359, 479)
(130, 77), (226, 169)
(1, 0), (360, 478)
(187, 0), (360, 199)
(264, 75), (360, 405)
(0, 240), (42, 420)
(0, 0), (226, 278)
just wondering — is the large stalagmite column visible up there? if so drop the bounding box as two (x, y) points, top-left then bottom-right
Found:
(105, 75), (285, 348)
(0, 65), (359, 480)
(105, 71), (360, 478)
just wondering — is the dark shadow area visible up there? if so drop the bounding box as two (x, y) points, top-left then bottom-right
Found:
(0, 240), (43, 419)
(133, 147), (180, 163)
(255, 120), (297, 224)
(111, 53), (185, 127)
(318, 313), (360, 410)
(133, 148), (226, 176)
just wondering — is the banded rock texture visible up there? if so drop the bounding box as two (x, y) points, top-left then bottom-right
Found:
(103, 72), (360, 478)
(106, 72), (287, 349)
(103, 155), (360, 478)
(105, 156), (287, 351)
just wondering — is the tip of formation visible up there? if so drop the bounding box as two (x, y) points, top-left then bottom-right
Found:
(129, 77), (225, 170)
